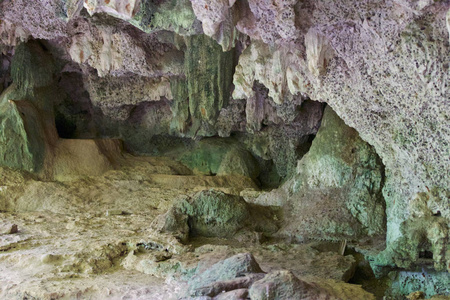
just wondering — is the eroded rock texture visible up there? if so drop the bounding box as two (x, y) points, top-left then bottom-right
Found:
(254, 106), (386, 242)
(0, 0), (449, 298)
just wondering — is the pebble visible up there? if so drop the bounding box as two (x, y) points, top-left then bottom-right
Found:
(0, 223), (18, 234)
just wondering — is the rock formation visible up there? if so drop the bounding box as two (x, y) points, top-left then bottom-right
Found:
(0, 0), (448, 298)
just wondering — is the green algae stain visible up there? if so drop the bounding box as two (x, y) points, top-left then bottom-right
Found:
(184, 34), (235, 125)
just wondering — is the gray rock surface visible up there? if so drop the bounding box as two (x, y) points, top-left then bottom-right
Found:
(0, 0), (449, 297)
(186, 253), (263, 297)
(160, 190), (280, 243)
(254, 106), (386, 241)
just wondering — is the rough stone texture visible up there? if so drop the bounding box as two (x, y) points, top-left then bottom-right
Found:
(0, 3), (321, 184)
(0, 0), (449, 298)
(242, 98), (323, 180)
(183, 253), (373, 300)
(185, 253), (263, 297)
(233, 40), (302, 104)
(53, 139), (123, 180)
(254, 106), (386, 241)
(0, 53), (11, 95)
(83, 0), (141, 20)
(0, 159), (367, 299)
(183, 34), (235, 128)
(0, 223), (18, 235)
(159, 190), (280, 243)
(245, 0), (300, 45)
(0, 0), (67, 41)
(249, 270), (325, 300)
(232, 0), (450, 272)
(387, 270), (450, 299)
(11, 42), (56, 89)
(131, 0), (202, 35)
(175, 137), (260, 179)
(190, 0), (244, 51)
(68, 17), (183, 77)
(0, 41), (60, 177)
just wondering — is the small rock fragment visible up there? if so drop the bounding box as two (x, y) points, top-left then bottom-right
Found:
(0, 223), (18, 234)
(407, 291), (426, 300)
(106, 210), (125, 216)
(154, 252), (172, 262)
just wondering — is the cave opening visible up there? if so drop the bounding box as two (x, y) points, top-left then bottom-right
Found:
(0, 0), (448, 298)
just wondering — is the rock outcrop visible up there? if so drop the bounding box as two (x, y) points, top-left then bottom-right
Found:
(254, 106), (386, 241)
(183, 253), (375, 300)
(158, 189), (280, 243)
(0, 0), (449, 298)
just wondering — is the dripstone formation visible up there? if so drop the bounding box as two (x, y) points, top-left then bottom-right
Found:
(0, 0), (448, 299)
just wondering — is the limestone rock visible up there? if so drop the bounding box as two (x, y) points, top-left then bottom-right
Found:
(256, 106), (386, 241)
(68, 20), (182, 77)
(0, 86), (58, 176)
(185, 253), (374, 300)
(0, 0), (448, 294)
(190, 0), (243, 51)
(305, 28), (335, 77)
(373, 188), (449, 273)
(177, 138), (259, 179)
(245, 0), (300, 45)
(53, 139), (123, 180)
(11, 41), (56, 90)
(83, 0), (141, 20)
(192, 273), (264, 298)
(0, 223), (18, 234)
(230, 0), (449, 272)
(214, 288), (249, 300)
(447, 8), (450, 42)
(132, 0), (202, 35)
(84, 74), (173, 121)
(160, 189), (280, 242)
(249, 271), (377, 300)
(249, 270), (324, 300)
(184, 34), (235, 127)
(0, 0), (67, 41)
(243, 99), (323, 180)
(0, 20), (30, 49)
(386, 270), (450, 299)
(163, 190), (249, 241)
(233, 41), (305, 104)
(186, 253), (263, 297)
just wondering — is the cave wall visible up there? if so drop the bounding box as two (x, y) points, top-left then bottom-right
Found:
(0, 0), (449, 275)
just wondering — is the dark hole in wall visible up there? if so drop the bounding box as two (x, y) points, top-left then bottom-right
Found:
(296, 134), (315, 157)
(0, 53), (13, 94)
(419, 250), (433, 259)
(256, 158), (282, 189)
(55, 71), (96, 138)
(346, 248), (390, 299)
(55, 113), (77, 138)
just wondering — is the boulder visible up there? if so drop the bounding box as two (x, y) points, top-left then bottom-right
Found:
(160, 189), (280, 243)
(177, 138), (260, 179)
(186, 253), (263, 297)
(248, 270), (323, 300)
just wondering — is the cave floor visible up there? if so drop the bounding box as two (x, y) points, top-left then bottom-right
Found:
(0, 156), (376, 299)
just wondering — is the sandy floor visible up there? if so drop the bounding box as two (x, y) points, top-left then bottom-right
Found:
(0, 157), (369, 299)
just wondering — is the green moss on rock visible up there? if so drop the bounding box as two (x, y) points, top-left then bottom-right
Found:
(0, 41), (60, 175)
(11, 42), (55, 91)
(257, 106), (386, 241)
(0, 86), (46, 172)
(184, 34), (235, 125)
(176, 138), (259, 179)
(169, 77), (190, 135)
(132, 0), (201, 35)
(161, 189), (280, 243)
